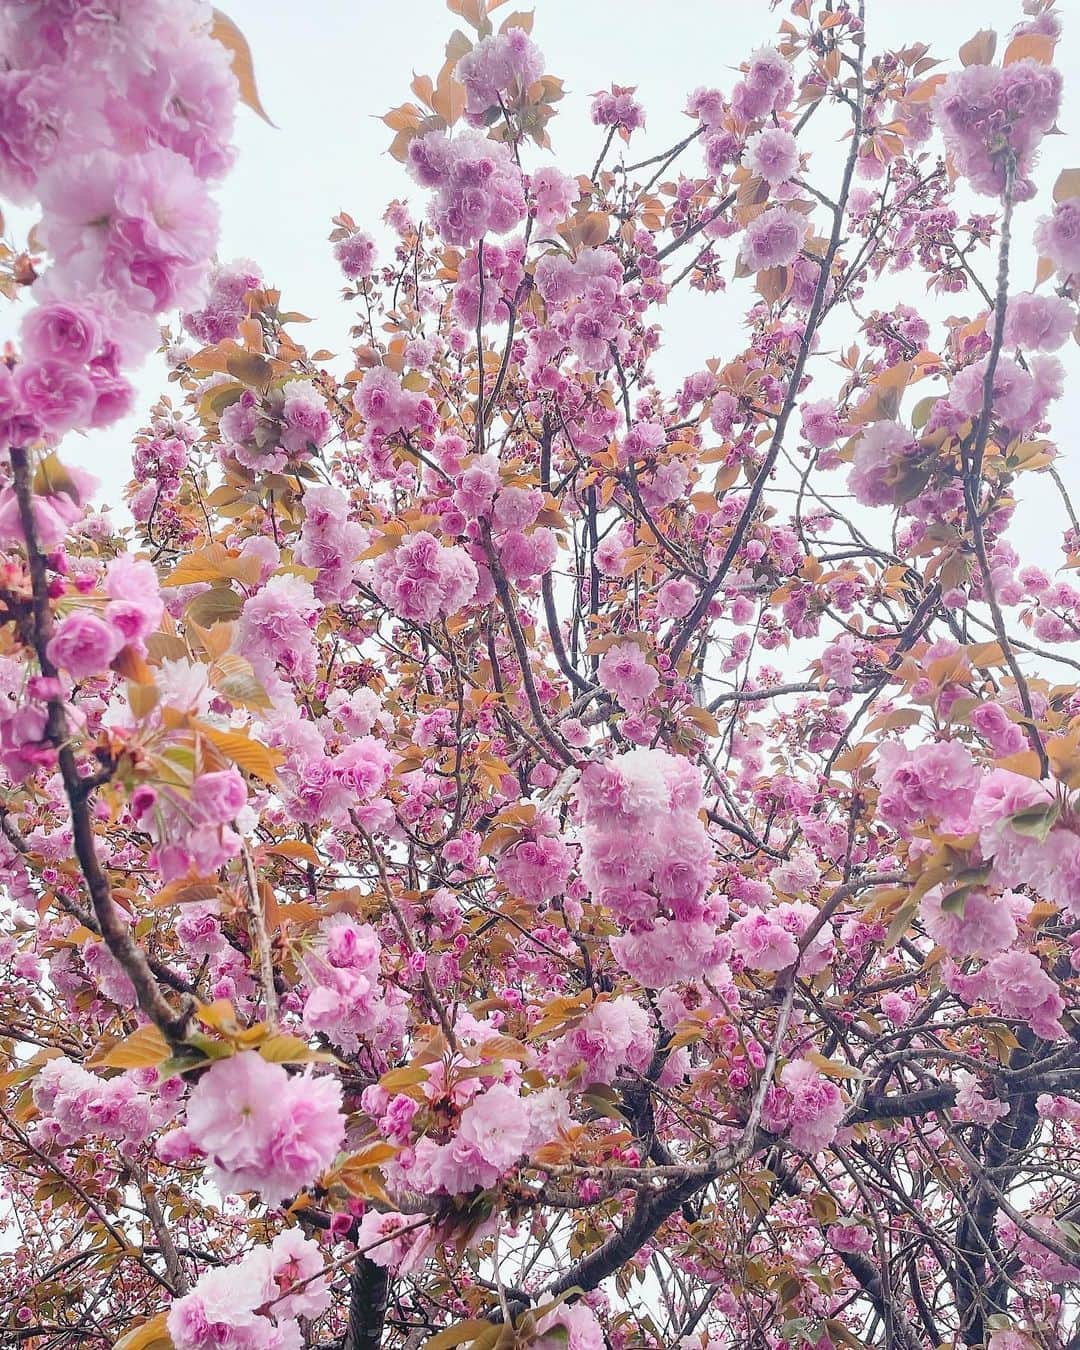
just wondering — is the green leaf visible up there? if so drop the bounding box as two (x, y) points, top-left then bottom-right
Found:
(582, 1084), (629, 1122)
(1007, 802), (1060, 842)
(185, 585), (243, 627)
(33, 451), (85, 503)
(225, 349), (274, 387)
(194, 722), (282, 783)
(258, 1034), (334, 1064)
(940, 886), (974, 916)
(212, 652), (273, 710)
(885, 898), (918, 949)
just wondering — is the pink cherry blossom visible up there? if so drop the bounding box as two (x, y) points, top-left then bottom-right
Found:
(739, 207), (807, 271)
(597, 641), (659, 707)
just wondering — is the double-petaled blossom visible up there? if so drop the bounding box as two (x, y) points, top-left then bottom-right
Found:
(161, 1051), (345, 1205)
(933, 60), (1062, 198)
(167, 1230), (331, 1350)
(407, 128), (526, 247)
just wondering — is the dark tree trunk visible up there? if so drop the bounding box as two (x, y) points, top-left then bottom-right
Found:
(343, 1257), (389, 1350)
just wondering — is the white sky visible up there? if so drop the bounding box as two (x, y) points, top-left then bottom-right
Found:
(4, 0), (1079, 563)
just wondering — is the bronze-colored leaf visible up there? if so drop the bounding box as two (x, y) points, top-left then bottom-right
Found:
(958, 29), (997, 67)
(95, 1024), (171, 1071)
(194, 722), (283, 783)
(211, 9), (275, 126)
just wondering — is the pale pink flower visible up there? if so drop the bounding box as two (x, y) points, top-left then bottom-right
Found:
(1002, 291), (1074, 351)
(800, 399), (845, 449)
(15, 359), (95, 434)
(920, 887), (1028, 961)
(455, 1081), (531, 1176)
(745, 126), (799, 184)
(104, 553), (163, 643)
(874, 738), (979, 834)
(456, 27), (544, 116)
(779, 1058), (844, 1153)
(597, 641), (659, 707)
(849, 419), (918, 507)
(739, 207), (807, 271)
(1035, 199), (1080, 276)
(46, 611), (123, 680)
(531, 165), (577, 229)
(655, 578), (696, 618)
(980, 950), (1066, 1041)
(183, 1052), (345, 1204)
(536, 1302), (606, 1349)
(21, 302), (100, 366)
(951, 1070), (1010, 1127)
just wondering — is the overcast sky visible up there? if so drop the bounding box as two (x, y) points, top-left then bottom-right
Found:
(5, 0), (1078, 564)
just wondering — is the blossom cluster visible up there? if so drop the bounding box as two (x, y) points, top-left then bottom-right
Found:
(577, 748), (726, 987)
(218, 379), (331, 475)
(933, 60), (1062, 198)
(132, 766), (249, 882)
(762, 1058), (846, 1155)
(183, 258), (263, 346)
(363, 1016), (570, 1201)
(300, 915), (408, 1054)
(370, 531), (479, 624)
(406, 128), (527, 247)
(5, 4), (1080, 1348)
(159, 1051), (346, 1206)
(168, 1229), (331, 1350)
(296, 485), (367, 603)
(31, 1056), (180, 1157)
(532, 246), (631, 371)
(456, 26), (544, 118)
(0, 0), (236, 451)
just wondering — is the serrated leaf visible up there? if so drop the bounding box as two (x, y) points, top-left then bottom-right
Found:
(166, 543), (255, 588)
(378, 1064), (430, 1092)
(995, 749), (1043, 779)
(128, 681), (161, 720)
(966, 640), (1006, 667)
(33, 451), (84, 503)
(340, 1141), (400, 1170)
(959, 29), (997, 67)
(211, 652), (273, 710)
(258, 1034), (334, 1063)
(1007, 802), (1060, 842)
(824, 1321), (869, 1350)
(95, 1023), (171, 1070)
(194, 722), (282, 783)
(582, 1084), (629, 1121)
(211, 9), (275, 126)
(225, 349), (274, 387)
(1054, 168), (1080, 204)
(683, 704), (720, 737)
(1047, 729), (1080, 789)
(803, 1051), (863, 1081)
(885, 898), (918, 949)
(185, 586), (243, 627)
(478, 1034), (529, 1063)
(1003, 32), (1055, 65)
(265, 839), (321, 865)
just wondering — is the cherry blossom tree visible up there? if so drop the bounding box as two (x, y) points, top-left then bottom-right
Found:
(2, 1), (1080, 1348)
